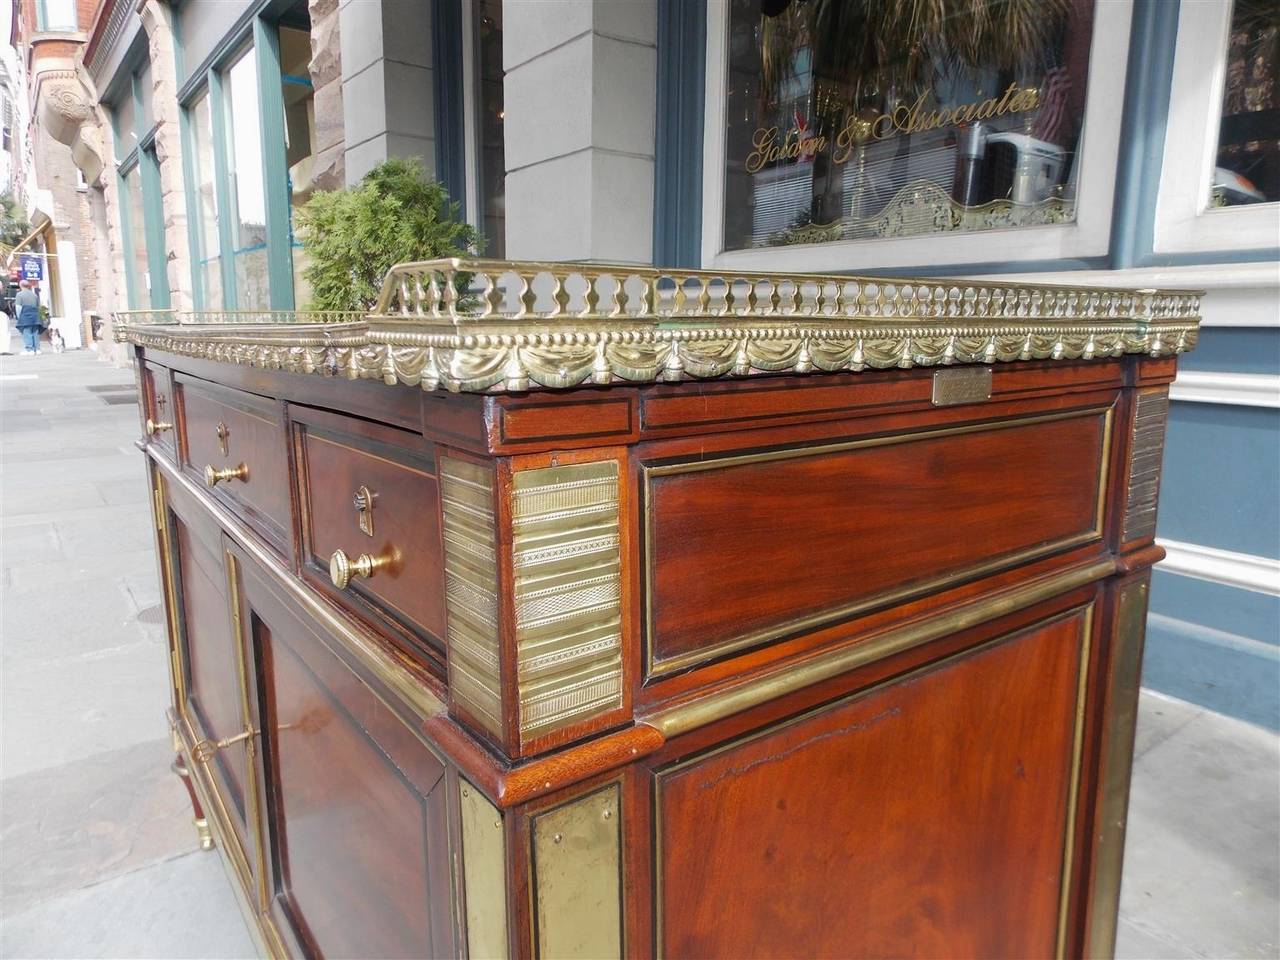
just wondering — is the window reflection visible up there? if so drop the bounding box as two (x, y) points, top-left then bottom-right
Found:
(1213, 1), (1279, 207)
(280, 17), (316, 306)
(190, 92), (223, 308)
(724, 0), (1095, 250)
(223, 48), (270, 310)
(124, 166), (151, 308)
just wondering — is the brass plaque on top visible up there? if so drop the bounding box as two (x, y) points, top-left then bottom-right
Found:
(932, 366), (992, 406)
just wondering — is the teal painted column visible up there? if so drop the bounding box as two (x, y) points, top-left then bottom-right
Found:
(139, 147), (170, 309)
(209, 71), (238, 310)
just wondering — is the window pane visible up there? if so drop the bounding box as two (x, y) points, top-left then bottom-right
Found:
(123, 166), (151, 308)
(1212, 1), (1279, 206)
(113, 92), (136, 155)
(475, 0), (505, 257)
(723, 0), (1095, 251)
(222, 48), (270, 310)
(190, 92), (223, 309)
(137, 61), (155, 135)
(37, 0), (77, 31)
(280, 22), (315, 308)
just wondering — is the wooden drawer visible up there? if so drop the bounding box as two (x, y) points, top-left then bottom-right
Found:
(643, 403), (1114, 677)
(176, 374), (291, 552)
(141, 361), (177, 458)
(291, 406), (447, 663)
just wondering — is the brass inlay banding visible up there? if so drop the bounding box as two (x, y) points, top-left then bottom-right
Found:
(511, 461), (624, 742)
(1122, 389), (1170, 542)
(439, 457), (504, 737)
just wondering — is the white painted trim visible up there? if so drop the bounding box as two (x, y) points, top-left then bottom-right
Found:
(699, 0), (1133, 272)
(1153, 0), (1280, 255)
(1170, 372), (1280, 409)
(1158, 538), (1280, 597)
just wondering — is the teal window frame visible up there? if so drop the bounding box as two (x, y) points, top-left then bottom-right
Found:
(177, 5), (298, 311)
(111, 64), (170, 310)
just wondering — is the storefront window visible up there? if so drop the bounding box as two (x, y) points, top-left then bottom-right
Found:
(123, 166), (151, 308)
(474, 0), (505, 257)
(35, 0), (77, 31)
(137, 61), (155, 134)
(723, 0), (1095, 250)
(222, 48), (270, 310)
(1212, 1), (1279, 207)
(189, 92), (223, 308)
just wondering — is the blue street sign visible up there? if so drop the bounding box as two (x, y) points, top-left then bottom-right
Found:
(19, 255), (43, 282)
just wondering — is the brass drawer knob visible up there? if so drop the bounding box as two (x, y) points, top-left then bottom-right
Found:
(329, 548), (390, 589)
(204, 463), (249, 487)
(146, 418), (172, 436)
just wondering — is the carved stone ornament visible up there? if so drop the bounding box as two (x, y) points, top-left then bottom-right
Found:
(115, 259), (1203, 395)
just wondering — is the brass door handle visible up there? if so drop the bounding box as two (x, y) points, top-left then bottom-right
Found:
(204, 463), (248, 487)
(329, 548), (392, 589)
(146, 418), (172, 436)
(192, 726), (257, 763)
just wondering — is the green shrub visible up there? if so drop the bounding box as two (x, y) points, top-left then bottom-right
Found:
(297, 158), (481, 312)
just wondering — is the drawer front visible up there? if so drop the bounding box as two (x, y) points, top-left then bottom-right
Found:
(293, 407), (447, 658)
(178, 375), (291, 551)
(229, 544), (456, 960)
(141, 361), (177, 458)
(644, 405), (1112, 675)
(655, 603), (1092, 958)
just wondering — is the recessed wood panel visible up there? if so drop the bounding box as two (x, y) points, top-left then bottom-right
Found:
(243, 560), (455, 960)
(645, 408), (1109, 674)
(655, 607), (1090, 959)
(170, 514), (250, 853)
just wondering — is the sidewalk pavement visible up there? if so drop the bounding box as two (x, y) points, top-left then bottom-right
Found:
(1, 350), (1277, 959)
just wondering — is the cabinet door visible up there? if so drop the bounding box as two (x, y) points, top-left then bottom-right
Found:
(164, 487), (256, 865)
(227, 543), (458, 959)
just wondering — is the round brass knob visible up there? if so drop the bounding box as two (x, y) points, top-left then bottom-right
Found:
(204, 463), (249, 487)
(146, 418), (172, 437)
(329, 548), (387, 589)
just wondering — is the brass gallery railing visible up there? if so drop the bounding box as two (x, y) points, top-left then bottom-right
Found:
(114, 259), (1202, 393)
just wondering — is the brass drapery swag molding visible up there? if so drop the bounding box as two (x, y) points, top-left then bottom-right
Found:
(115, 259), (1202, 394)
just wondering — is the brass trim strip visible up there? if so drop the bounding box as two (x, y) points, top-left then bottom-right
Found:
(1086, 578), (1150, 957)
(1056, 605), (1095, 959)
(644, 406), (1113, 678)
(150, 452), (447, 724)
(458, 779), (509, 960)
(646, 556), (1116, 739)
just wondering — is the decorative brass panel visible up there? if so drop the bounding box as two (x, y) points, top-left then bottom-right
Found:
(459, 780), (509, 960)
(931, 365), (992, 406)
(531, 783), (623, 959)
(511, 461), (623, 742)
(116, 259), (1200, 394)
(1087, 578), (1150, 957)
(439, 457), (504, 737)
(1122, 389), (1170, 542)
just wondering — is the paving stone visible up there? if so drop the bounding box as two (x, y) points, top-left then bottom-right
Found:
(0, 851), (256, 959)
(0, 737), (196, 916)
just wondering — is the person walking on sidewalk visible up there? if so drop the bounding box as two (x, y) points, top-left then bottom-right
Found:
(14, 280), (41, 356)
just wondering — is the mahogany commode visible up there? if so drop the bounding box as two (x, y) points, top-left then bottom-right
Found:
(120, 259), (1201, 959)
